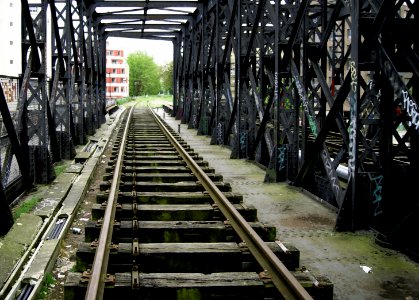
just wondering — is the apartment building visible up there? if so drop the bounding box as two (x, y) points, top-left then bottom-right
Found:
(0, 1), (21, 78)
(106, 47), (129, 99)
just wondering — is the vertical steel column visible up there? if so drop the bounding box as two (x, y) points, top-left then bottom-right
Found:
(197, 3), (208, 136)
(265, 0), (281, 182)
(91, 16), (100, 129)
(183, 23), (193, 125)
(98, 29), (107, 124)
(188, 11), (200, 130)
(342, 0), (360, 231)
(0, 180), (13, 234)
(230, 0), (242, 159)
(222, 0), (238, 148)
(71, 0), (86, 144)
(173, 37), (180, 118)
(85, 7), (95, 135)
(211, 0), (231, 146)
(50, 0), (76, 160)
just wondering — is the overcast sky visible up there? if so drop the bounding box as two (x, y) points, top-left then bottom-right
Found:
(108, 37), (174, 66)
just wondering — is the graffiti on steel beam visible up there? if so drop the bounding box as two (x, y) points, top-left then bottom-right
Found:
(402, 90), (419, 131)
(322, 149), (341, 201)
(192, 114), (197, 128)
(371, 174), (383, 217)
(380, 48), (419, 134)
(240, 132), (247, 152)
(277, 146), (287, 172)
(348, 60), (358, 181)
(293, 71), (318, 137)
(291, 61), (342, 204)
(217, 122), (223, 145)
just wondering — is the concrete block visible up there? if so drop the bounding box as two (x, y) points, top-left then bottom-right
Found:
(34, 198), (61, 218)
(65, 164), (84, 174)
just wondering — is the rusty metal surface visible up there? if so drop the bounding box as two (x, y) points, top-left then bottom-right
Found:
(85, 106), (134, 300)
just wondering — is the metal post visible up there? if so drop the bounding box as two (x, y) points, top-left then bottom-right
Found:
(0, 180), (13, 234)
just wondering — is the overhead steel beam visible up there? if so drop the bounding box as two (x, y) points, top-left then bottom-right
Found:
(92, 1), (198, 9)
(97, 13), (193, 21)
(103, 23), (182, 30)
(106, 31), (177, 40)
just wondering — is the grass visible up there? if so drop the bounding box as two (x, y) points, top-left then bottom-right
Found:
(70, 257), (87, 273)
(36, 273), (56, 300)
(116, 96), (136, 105)
(54, 162), (66, 177)
(13, 196), (41, 220)
(117, 94), (172, 108)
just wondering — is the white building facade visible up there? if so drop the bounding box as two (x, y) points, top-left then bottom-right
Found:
(106, 45), (129, 100)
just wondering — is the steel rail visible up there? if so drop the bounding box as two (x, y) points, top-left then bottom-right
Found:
(150, 107), (313, 300)
(85, 106), (134, 300)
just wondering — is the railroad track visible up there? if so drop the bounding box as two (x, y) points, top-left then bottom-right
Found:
(65, 106), (332, 299)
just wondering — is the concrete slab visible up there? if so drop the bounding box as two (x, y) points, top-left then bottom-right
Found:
(42, 173), (76, 200)
(0, 214), (42, 289)
(159, 109), (419, 300)
(65, 163), (84, 174)
(4, 214), (43, 246)
(23, 240), (60, 282)
(74, 152), (92, 163)
(34, 198), (61, 218)
(0, 240), (22, 288)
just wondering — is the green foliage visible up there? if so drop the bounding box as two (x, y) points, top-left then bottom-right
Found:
(116, 97), (136, 105)
(36, 273), (56, 300)
(160, 61), (173, 94)
(127, 51), (161, 96)
(13, 196), (40, 220)
(71, 257), (87, 272)
(126, 95), (172, 108)
(54, 162), (66, 177)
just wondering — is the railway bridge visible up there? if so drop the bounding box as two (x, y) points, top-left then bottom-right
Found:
(0, 0), (418, 276)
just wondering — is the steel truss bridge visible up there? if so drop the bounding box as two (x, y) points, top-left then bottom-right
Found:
(0, 0), (418, 259)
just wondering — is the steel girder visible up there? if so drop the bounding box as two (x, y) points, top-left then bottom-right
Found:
(50, 0), (77, 160)
(173, 0), (418, 256)
(0, 0), (107, 195)
(0, 179), (13, 234)
(21, 0), (56, 184)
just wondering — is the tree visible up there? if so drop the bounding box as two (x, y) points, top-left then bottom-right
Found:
(160, 61), (173, 94)
(127, 51), (161, 96)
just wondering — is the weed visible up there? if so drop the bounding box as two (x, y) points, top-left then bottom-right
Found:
(70, 257), (87, 273)
(36, 273), (56, 300)
(13, 196), (41, 220)
(54, 163), (66, 177)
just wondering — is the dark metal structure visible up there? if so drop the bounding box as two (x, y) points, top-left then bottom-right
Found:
(0, 0), (417, 259)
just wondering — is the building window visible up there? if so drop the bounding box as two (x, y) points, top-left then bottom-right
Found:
(114, 87), (118, 92)
(10, 60), (13, 64)
(10, 21), (13, 26)
(112, 59), (117, 64)
(121, 69), (125, 74)
(10, 3), (13, 7)
(10, 41), (13, 45)
(111, 78), (115, 83)
(121, 87), (124, 92)
(112, 69), (116, 74)
(117, 51), (120, 56)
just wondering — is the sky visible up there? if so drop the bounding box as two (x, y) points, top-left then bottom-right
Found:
(107, 37), (174, 66)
